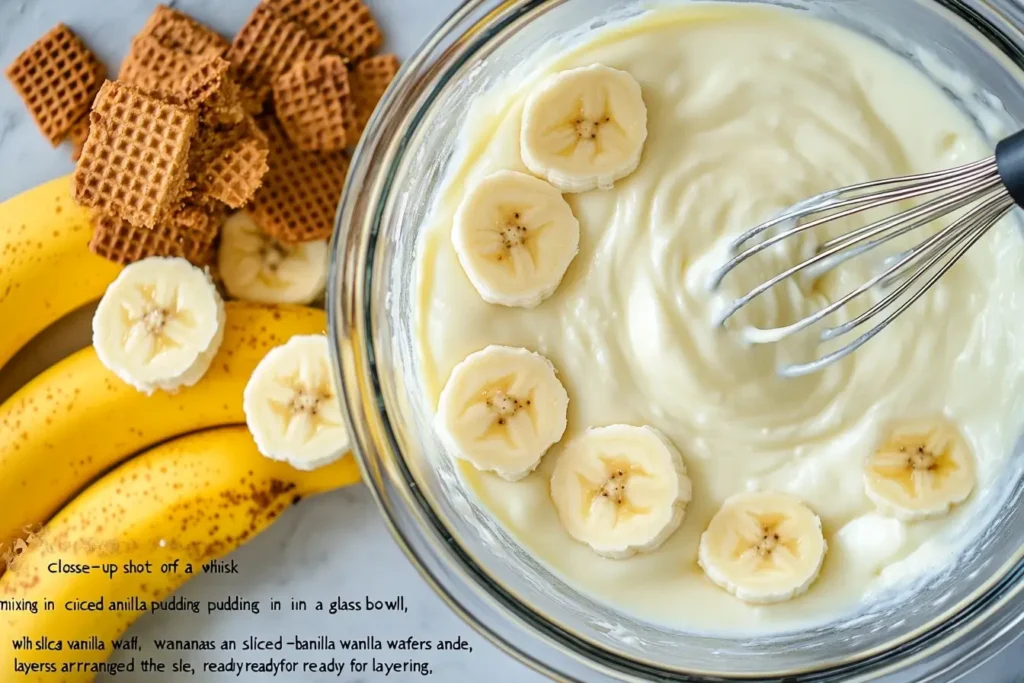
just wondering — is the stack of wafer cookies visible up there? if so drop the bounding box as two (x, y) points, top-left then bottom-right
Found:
(8, 0), (400, 269)
(63, 5), (268, 267)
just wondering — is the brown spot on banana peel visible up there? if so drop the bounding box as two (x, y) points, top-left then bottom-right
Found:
(0, 426), (359, 680)
(0, 302), (328, 557)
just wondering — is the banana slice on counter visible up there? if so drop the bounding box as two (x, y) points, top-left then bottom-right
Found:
(435, 345), (569, 481)
(243, 334), (350, 471)
(863, 417), (975, 521)
(550, 425), (691, 559)
(520, 64), (648, 193)
(698, 491), (826, 604)
(453, 170), (580, 308)
(217, 211), (328, 305)
(92, 256), (225, 394)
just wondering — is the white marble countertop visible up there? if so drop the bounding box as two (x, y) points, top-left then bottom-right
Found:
(0, 0), (1021, 681)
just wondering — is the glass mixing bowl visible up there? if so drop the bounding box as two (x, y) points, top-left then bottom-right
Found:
(329, 0), (1024, 679)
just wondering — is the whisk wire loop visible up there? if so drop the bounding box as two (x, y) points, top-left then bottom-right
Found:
(820, 193), (1013, 344)
(714, 157), (1001, 283)
(707, 150), (1017, 377)
(781, 194), (1011, 378)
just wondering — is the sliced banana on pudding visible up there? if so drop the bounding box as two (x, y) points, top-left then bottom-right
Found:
(92, 256), (225, 394)
(217, 211), (328, 305)
(520, 64), (648, 193)
(698, 491), (826, 604)
(864, 417), (975, 521)
(243, 334), (349, 471)
(435, 345), (569, 481)
(550, 425), (691, 559)
(453, 170), (580, 308)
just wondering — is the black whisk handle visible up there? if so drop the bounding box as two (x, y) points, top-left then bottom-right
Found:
(995, 128), (1024, 207)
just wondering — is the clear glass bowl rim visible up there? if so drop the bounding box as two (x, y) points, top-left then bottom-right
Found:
(328, 0), (1024, 680)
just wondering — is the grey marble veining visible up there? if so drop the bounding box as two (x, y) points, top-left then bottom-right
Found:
(0, 0), (1021, 680)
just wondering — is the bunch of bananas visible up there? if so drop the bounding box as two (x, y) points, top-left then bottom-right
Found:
(0, 178), (361, 680)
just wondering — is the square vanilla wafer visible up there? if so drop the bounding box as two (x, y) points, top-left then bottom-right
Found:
(273, 55), (350, 151)
(5, 23), (106, 146)
(262, 0), (383, 63)
(73, 81), (198, 229)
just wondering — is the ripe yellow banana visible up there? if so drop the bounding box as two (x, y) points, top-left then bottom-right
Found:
(0, 176), (120, 369)
(0, 301), (327, 553)
(0, 425), (360, 682)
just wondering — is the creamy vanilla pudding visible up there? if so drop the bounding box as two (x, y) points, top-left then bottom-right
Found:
(414, 4), (1024, 632)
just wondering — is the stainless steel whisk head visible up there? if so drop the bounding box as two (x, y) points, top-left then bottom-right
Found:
(709, 130), (1024, 378)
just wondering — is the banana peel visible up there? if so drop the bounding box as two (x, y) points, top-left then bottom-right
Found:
(0, 176), (120, 370)
(0, 301), (328, 552)
(0, 426), (360, 682)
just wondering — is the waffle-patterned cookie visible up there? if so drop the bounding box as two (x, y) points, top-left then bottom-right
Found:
(190, 118), (269, 208)
(73, 81), (198, 229)
(118, 34), (197, 95)
(249, 116), (349, 242)
(120, 40), (245, 127)
(272, 55), (349, 151)
(343, 53), (399, 147)
(176, 55), (246, 126)
(67, 114), (90, 161)
(262, 0), (383, 63)
(137, 4), (228, 58)
(5, 24), (106, 146)
(89, 210), (219, 266)
(227, 5), (330, 109)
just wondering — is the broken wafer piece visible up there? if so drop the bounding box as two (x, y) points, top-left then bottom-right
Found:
(137, 4), (229, 58)
(343, 53), (399, 147)
(189, 118), (270, 208)
(262, 0), (383, 63)
(120, 40), (245, 126)
(88, 209), (220, 267)
(176, 55), (246, 126)
(67, 115), (90, 161)
(249, 116), (349, 242)
(273, 55), (349, 151)
(5, 23), (106, 146)
(73, 80), (198, 229)
(227, 5), (330, 110)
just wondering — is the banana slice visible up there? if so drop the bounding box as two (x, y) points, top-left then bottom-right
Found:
(435, 345), (569, 481)
(550, 425), (691, 559)
(520, 64), (648, 193)
(864, 417), (975, 521)
(453, 170), (579, 308)
(698, 491), (826, 604)
(243, 334), (349, 471)
(92, 256), (225, 395)
(217, 211), (328, 305)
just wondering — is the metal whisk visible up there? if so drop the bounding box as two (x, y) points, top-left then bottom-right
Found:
(709, 129), (1024, 378)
